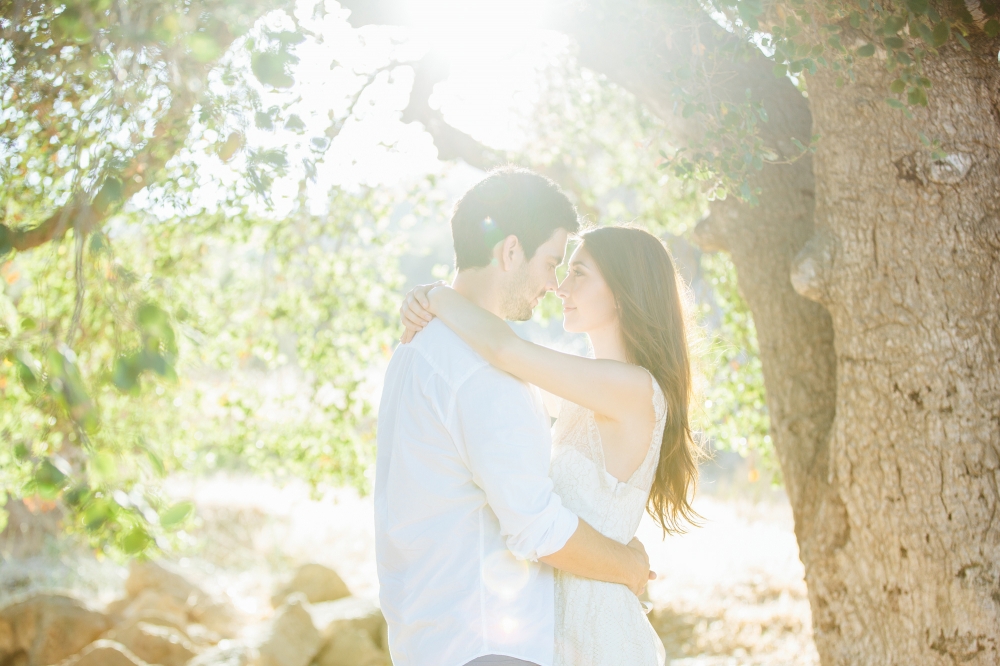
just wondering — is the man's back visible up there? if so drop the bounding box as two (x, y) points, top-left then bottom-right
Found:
(375, 320), (578, 666)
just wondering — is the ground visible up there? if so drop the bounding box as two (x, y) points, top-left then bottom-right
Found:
(0, 463), (819, 665)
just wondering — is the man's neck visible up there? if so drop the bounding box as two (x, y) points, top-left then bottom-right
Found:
(452, 269), (504, 318)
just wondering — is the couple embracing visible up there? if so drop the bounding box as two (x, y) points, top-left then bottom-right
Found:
(375, 167), (698, 666)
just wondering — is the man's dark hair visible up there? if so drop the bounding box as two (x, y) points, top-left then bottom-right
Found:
(451, 166), (579, 270)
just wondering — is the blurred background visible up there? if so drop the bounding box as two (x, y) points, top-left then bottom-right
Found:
(1, 0), (814, 663)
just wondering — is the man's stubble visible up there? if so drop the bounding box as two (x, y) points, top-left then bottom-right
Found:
(498, 263), (538, 322)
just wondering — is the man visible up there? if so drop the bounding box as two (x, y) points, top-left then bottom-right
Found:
(375, 167), (651, 666)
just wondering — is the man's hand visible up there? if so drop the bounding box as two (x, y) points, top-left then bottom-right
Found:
(626, 537), (656, 596)
(399, 281), (446, 344)
(540, 521), (657, 598)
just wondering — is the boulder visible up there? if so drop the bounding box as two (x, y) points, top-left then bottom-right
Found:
(271, 564), (350, 608)
(253, 595), (321, 666)
(189, 599), (239, 638)
(307, 596), (386, 648)
(0, 593), (111, 666)
(126, 561), (204, 605)
(123, 561), (239, 637)
(313, 627), (390, 666)
(108, 612), (192, 642)
(187, 641), (256, 666)
(184, 622), (223, 647)
(109, 621), (198, 666)
(57, 640), (149, 666)
(117, 589), (190, 626)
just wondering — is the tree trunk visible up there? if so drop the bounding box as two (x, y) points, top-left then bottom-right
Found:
(787, 42), (1000, 664)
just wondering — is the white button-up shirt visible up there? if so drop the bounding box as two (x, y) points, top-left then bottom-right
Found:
(375, 319), (579, 666)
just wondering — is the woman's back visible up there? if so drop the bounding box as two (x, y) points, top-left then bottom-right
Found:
(550, 371), (668, 666)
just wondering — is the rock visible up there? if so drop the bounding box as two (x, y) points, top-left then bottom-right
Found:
(112, 610), (191, 639)
(271, 564), (350, 608)
(57, 640), (149, 666)
(189, 599), (239, 638)
(126, 561), (204, 605)
(0, 593), (111, 666)
(104, 597), (132, 623)
(123, 562), (239, 638)
(187, 641), (256, 666)
(185, 622), (223, 647)
(109, 620), (198, 666)
(119, 589), (191, 625)
(307, 596), (386, 648)
(253, 595), (321, 666)
(313, 627), (390, 666)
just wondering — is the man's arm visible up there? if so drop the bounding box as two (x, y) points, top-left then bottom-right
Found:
(540, 520), (654, 596)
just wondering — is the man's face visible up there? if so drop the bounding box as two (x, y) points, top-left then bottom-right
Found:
(499, 228), (569, 321)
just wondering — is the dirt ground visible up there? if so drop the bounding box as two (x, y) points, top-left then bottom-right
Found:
(0, 468), (819, 665)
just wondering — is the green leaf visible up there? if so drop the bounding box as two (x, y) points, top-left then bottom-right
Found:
(908, 86), (928, 106)
(914, 21), (935, 44)
(284, 114), (306, 132)
(850, 11), (861, 28)
(254, 111), (274, 130)
(885, 98), (906, 109)
(93, 177), (124, 212)
(121, 526), (152, 554)
(15, 351), (41, 393)
(160, 501), (194, 529)
(90, 452), (118, 481)
(113, 356), (141, 392)
(954, 32), (971, 51)
(907, 0), (929, 14)
(137, 302), (169, 331)
(34, 459), (69, 495)
(884, 36), (905, 49)
(251, 51), (295, 88)
(985, 19), (1000, 37)
(187, 33), (222, 63)
(890, 79), (906, 93)
(857, 44), (877, 57)
(932, 21), (950, 46)
(884, 15), (907, 34)
(0, 225), (10, 258)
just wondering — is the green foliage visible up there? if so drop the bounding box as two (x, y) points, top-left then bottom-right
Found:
(698, 253), (775, 474)
(0, 0), (407, 557)
(654, 0), (998, 202)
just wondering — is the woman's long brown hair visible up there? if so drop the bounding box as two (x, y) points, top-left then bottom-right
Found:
(581, 225), (699, 534)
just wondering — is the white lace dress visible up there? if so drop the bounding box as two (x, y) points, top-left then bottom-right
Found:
(550, 372), (667, 666)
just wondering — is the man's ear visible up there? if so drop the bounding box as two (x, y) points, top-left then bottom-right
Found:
(495, 234), (523, 272)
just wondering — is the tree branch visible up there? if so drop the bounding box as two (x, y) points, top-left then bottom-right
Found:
(5, 0), (289, 253)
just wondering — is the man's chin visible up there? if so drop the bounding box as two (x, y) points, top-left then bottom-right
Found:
(508, 309), (533, 322)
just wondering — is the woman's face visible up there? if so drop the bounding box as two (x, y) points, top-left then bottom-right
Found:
(557, 245), (618, 334)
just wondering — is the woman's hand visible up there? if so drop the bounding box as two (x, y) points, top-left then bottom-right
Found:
(399, 281), (447, 343)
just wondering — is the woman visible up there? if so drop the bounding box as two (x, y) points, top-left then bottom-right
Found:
(399, 225), (699, 666)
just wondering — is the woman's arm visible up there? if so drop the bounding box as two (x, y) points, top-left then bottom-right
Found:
(426, 286), (651, 422)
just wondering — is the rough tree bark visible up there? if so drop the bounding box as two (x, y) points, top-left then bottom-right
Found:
(342, 1), (999, 663)
(789, 42), (1000, 663)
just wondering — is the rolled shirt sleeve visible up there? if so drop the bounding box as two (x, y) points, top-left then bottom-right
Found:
(451, 365), (579, 561)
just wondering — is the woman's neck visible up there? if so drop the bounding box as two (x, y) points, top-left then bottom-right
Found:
(587, 322), (628, 363)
